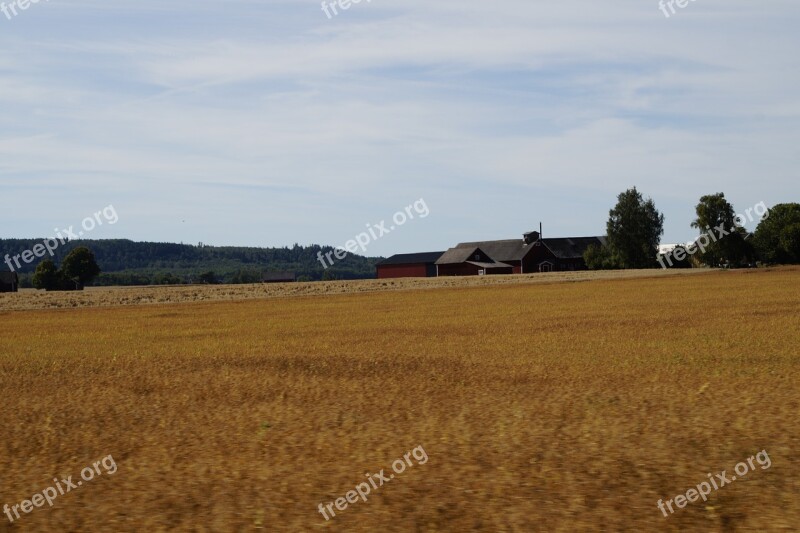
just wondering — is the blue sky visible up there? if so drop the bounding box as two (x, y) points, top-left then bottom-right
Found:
(1, 0), (798, 256)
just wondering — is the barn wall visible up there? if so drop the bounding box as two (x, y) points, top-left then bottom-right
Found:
(377, 264), (430, 279)
(486, 267), (514, 275)
(522, 247), (589, 272)
(521, 247), (558, 273)
(437, 264), (513, 276)
(498, 260), (521, 274)
(437, 263), (482, 277)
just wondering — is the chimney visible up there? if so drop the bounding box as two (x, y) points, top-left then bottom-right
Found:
(523, 230), (540, 245)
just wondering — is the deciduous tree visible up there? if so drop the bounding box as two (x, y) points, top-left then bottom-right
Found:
(61, 246), (101, 287)
(753, 203), (800, 263)
(606, 187), (664, 269)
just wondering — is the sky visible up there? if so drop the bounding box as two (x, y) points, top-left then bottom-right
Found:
(1, 0), (798, 257)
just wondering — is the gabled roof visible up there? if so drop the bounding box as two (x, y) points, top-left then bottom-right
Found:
(454, 236), (607, 261)
(436, 246), (482, 265)
(455, 239), (530, 262)
(377, 251), (444, 266)
(436, 246), (512, 267)
(383, 233), (606, 269)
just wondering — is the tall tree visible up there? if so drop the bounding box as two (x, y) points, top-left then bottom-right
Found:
(752, 203), (800, 264)
(691, 193), (750, 267)
(61, 247), (101, 288)
(606, 187), (665, 269)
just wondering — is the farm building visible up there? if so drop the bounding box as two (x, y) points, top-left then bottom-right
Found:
(0, 271), (19, 292)
(456, 231), (606, 274)
(448, 231), (607, 274)
(377, 229), (607, 278)
(376, 251), (444, 279)
(435, 247), (514, 276)
(263, 271), (297, 283)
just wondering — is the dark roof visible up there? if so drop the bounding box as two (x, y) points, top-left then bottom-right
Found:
(377, 251), (444, 266)
(0, 272), (18, 283)
(455, 239), (530, 261)
(262, 271), (296, 281)
(436, 246), (482, 265)
(379, 234), (606, 269)
(541, 236), (607, 259)
(436, 246), (512, 267)
(454, 236), (607, 261)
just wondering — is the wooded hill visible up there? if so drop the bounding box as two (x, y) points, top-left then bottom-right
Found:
(0, 239), (380, 287)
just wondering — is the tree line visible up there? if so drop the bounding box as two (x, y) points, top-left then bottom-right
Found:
(0, 240), (382, 288)
(584, 188), (800, 269)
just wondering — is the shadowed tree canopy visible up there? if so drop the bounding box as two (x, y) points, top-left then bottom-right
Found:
(583, 243), (622, 270)
(753, 203), (800, 264)
(61, 247), (101, 287)
(31, 259), (61, 291)
(197, 271), (218, 284)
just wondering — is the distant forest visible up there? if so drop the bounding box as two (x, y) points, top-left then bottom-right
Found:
(0, 239), (381, 287)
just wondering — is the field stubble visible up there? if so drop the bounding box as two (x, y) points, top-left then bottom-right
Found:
(0, 267), (798, 531)
(0, 268), (711, 311)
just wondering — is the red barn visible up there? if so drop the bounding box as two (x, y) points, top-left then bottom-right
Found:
(444, 231), (606, 274)
(376, 251), (443, 279)
(375, 229), (606, 278)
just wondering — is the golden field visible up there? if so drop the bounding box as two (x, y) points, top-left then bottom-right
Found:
(0, 267), (798, 532)
(0, 268), (711, 312)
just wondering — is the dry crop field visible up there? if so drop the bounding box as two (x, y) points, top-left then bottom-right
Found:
(0, 268), (711, 312)
(0, 267), (798, 531)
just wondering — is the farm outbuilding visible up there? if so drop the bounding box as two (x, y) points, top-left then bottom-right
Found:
(376, 251), (444, 279)
(437, 231), (606, 275)
(376, 228), (607, 278)
(435, 247), (514, 276)
(0, 271), (19, 292)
